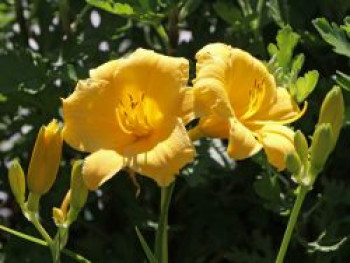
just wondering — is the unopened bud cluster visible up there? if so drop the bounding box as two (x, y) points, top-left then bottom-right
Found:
(285, 86), (344, 188)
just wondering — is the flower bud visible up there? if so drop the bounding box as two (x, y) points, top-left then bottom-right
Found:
(309, 123), (333, 174)
(285, 151), (302, 175)
(53, 207), (65, 225)
(8, 159), (26, 205)
(70, 160), (88, 210)
(318, 86), (344, 148)
(294, 130), (308, 165)
(27, 119), (63, 195)
(53, 190), (71, 226)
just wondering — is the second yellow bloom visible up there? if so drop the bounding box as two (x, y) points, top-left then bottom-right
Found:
(192, 43), (306, 170)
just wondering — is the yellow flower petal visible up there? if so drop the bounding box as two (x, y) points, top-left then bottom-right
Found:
(128, 119), (195, 186)
(83, 150), (125, 190)
(227, 118), (262, 160)
(63, 79), (135, 152)
(258, 125), (295, 170)
(226, 49), (277, 119)
(27, 119), (63, 195)
(180, 87), (195, 125)
(89, 60), (119, 81)
(198, 115), (229, 138)
(115, 49), (189, 125)
(193, 43), (233, 118)
(245, 87), (306, 126)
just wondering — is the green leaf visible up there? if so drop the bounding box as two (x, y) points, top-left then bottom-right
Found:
(0, 3), (15, 28)
(179, 0), (201, 21)
(341, 16), (350, 35)
(266, 0), (284, 27)
(335, 71), (350, 91)
(290, 70), (319, 103)
(267, 26), (300, 71)
(0, 51), (46, 94)
(313, 17), (350, 58)
(253, 173), (281, 212)
(86, 0), (135, 16)
(290, 53), (305, 81)
(86, 0), (163, 23)
(213, 0), (244, 27)
(135, 227), (158, 263)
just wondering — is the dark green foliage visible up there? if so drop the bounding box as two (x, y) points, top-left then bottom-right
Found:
(0, 0), (350, 262)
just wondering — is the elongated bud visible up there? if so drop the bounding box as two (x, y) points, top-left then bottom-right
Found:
(310, 123), (333, 174)
(70, 160), (88, 210)
(285, 151), (302, 175)
(8, 159), (26, 205)
(27, 119), (63, 195)
(53, 190), (71, 226)
(294, 130), (308, 165)
(318, 86), (344, 148)
(53, 207), (65, 225)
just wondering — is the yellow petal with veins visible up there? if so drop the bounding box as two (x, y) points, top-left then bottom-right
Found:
(63, 79), (135, 152)
(226, 48), (277, 119)
(227, 118), (262, 160)
(129, 119), (195, 186)
(245, 88), (306, 126)
(258, 125), (295, 170)
(193, 43), (233, 118)
(114, 49), (189, 125)
(83, 150), (125, 190)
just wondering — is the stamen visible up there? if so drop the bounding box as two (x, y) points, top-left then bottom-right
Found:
(116, 92), (151, 137)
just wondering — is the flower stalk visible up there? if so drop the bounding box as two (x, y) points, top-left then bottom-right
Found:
(275, 185), (309, 263)
(155, 183), (175, 263)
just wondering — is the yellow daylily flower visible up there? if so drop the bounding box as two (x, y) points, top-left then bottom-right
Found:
(192, 43), (306, 170)
(63, 49), (195, 190)
(27, 119), (63, 195)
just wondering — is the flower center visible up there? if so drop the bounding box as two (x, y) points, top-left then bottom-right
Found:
(240, 79), (266, 120)
(116, 92), (152, 137)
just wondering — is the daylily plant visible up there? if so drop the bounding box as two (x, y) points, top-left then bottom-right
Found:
(62, 48), (195, 189)
(190, 43), (306, 170)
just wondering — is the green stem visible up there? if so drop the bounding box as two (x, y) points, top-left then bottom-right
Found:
(29, 212), (53, 243)
(0, 224), (90, 262)
(154, 183), (175, 263)
(275, 185), (309, 263)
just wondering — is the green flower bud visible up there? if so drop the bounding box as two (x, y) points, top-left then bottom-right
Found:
(285, 151), (302, 175)
(70, 160), (88, 211)
(309, 123), (333, 175)
(8, 159), (26, 205)
(294, 130), (308, 165)
(318, 86), (344, 149)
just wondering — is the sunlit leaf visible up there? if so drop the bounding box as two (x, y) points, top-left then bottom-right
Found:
(313, 17), (350, 58)
(86, 0), (163, 23)
(290, 70), (319, 103)
(267, 26), (300, 71)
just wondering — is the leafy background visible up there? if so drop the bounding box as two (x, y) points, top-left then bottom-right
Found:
(0, 0), (350, 262)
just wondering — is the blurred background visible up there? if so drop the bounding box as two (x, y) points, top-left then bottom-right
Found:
(0, 0), (350, 262)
